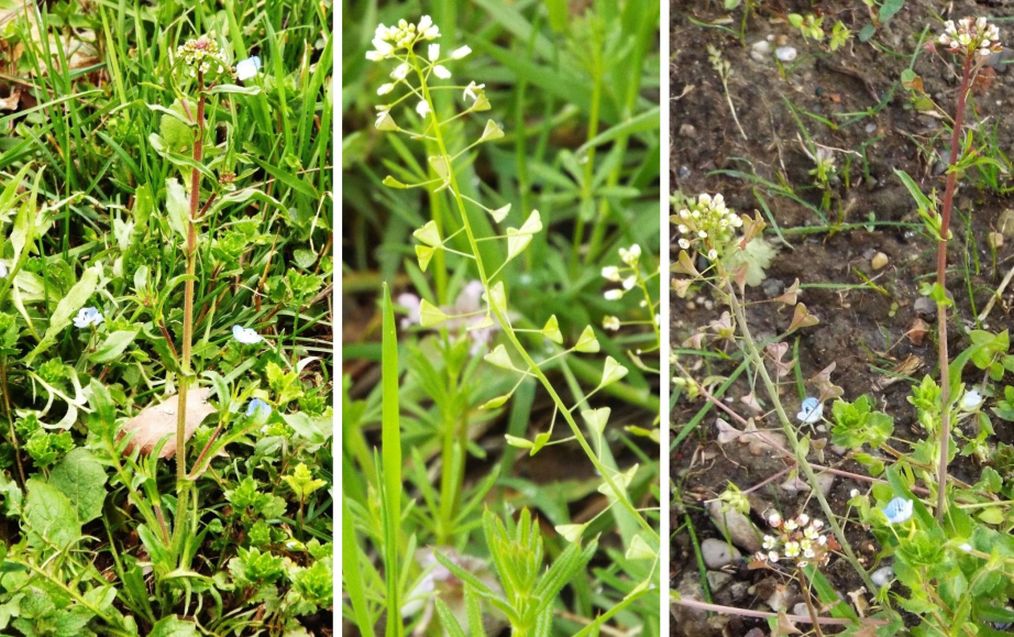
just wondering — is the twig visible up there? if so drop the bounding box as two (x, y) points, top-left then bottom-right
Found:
(671, 597), (865, 626)
(976, 261), (1014, 323)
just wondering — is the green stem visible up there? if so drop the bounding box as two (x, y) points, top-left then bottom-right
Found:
(173, 74), (206, 556)
(727, 286), (875, 593)
(412, 54), (655, 542)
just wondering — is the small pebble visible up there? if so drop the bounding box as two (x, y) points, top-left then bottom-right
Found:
(792, 603), (809, 616)
(999, 209), (1014, 238)
(750, 40), (772, 62)
(871, 251), (889, 270)
(913, 296), (936, 320)
(701, 538), (742, 569)
(762, 278), (785, 298)
(871, 565), (894, 589)
(677, 165), (691, 179)
(815, 472), (835, 497)
(707, 500), (762, 553)
(987, 231), (1003, 249)
(775, 46), (798, 62)
(865, 122), (878, 134)
(679, 123), (696, 138)
(986, 49), (1014, 74)
(706, 570), (733, 591)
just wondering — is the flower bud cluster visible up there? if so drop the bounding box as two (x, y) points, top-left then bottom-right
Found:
(938, 17), (1002, 57)
(601, 244), (642, 307)
(754, 511), (832, 569)
(176, 34), (231, 81)
(674, 193), (743, 260)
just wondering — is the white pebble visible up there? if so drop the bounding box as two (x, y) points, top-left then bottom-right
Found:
(871, 565), (894, 588)
(775, 46), (798, 62)
(750, 40), (772, 62)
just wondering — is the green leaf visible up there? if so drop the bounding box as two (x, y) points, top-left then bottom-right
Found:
(149, 616), (200, 637)
(89, 328), (139, 363)
(165, 177), (189, 239)
(23, 479), (80, 551)
(49, 449), (107, 523)
(25, 265), (102, 365)
(878, 0), (904, 23)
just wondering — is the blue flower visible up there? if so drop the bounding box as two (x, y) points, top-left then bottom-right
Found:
(73, 307), (104, 329)
(882, 497), (913, 524)
(236, 56), (261, 81)
(796, 396), (823, 424)
(246, 398), (271, 417)
(232, 325), (263, 344)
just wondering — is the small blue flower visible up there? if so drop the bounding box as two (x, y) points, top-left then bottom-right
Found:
(232, 325), (263, 344)
(246, 398), (271, 417)
(236, 56), (261, 81)
(796, 396), (823, 424)
(882, 497), (913, 524)
(73, 307), (104, 329)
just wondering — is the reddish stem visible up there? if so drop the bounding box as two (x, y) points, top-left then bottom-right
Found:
(935, 53), (973, 521)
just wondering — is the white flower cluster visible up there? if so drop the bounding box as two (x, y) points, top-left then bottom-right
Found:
(367, 16), (477, 127)
(754, 511), (831, 569)
(366, 16), (441, 61)
(938, 17), (1003, 56)
(176, 34), (231, 80)
(674, 193), (743, 259)
(601, 244), (642, 309)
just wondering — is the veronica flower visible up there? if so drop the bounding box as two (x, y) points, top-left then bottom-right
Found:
(73, 307), (104, 329)
(796, 396), (823, 424)
(882, 497), (913, 525)
(246, 398), (272, 417)
(232, 325), (263, 344)
(960, 388), (983, 411)
(235, 56), (261, 81)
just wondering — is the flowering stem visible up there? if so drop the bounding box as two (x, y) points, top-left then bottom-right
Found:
(934, 52), (973, 522)
(412, 56), (656, 543)
(174, 73), (206, 549)
(726, 286), (876, 593)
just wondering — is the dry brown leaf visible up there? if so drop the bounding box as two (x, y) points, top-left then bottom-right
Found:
(906, 317), (930, 346)
(872, 354), (923, 391)
(0, 88), (21, 111)
(765, 342), (793, 378)
(120, 388), (215, 459)
(672, 277), (692, 299)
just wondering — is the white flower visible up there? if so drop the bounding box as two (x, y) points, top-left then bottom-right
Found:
(463, 80), (485, 103)
(427, 43), (440, 61)
(73, 307), (104, 329)
(417, 15), (440, 40)
(391, 63), (410, 80)
(784, 541), (800, 558)
(762, 535), (777, 550)
(601, 266), (621, 281)
(602, 315), (621, 331)
(850, 488), (861, 498)
(232, 325), (263, 344)
(377, 82), (395, 96)
(619, 244), (641, 266)
(235, 56), (261, 81)
(960, 388), (983, 411)
(604, 289), (623, 301)
(796, 397), (823, 424)
(432, 65), (451, 79)
(678, 238), (690, 250)
(621, 276), (637, 291)
(416, 100), (431, 118)
(450, 45), (471, 59)
(0, 261), (7, 278)
(767, 511), (782, 527)
(767, 551), (780, 562)
(882, 497), (913, 525)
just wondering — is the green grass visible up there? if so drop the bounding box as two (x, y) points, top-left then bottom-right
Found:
(0, 2), (333, 635)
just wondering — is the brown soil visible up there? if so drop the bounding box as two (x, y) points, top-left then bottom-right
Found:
(670, 1), (1013, 634)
